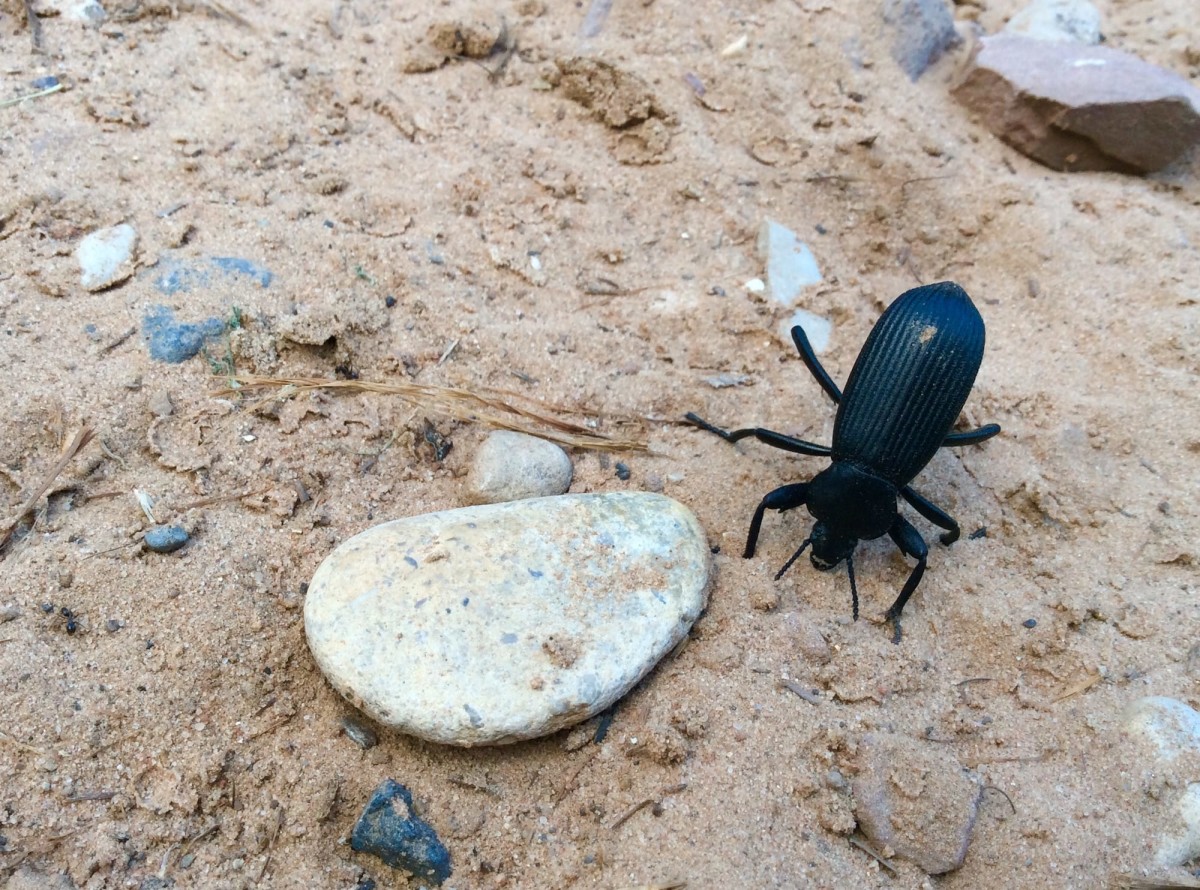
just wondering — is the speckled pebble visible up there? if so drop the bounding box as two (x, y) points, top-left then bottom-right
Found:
(144, 525), (189, 553)
(1120, 696), (1200, 868)
(466, 430), (573, 504)
(305, 492), (709, 746)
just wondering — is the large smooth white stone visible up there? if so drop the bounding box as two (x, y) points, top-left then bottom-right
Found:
(305, 492), (709, 746)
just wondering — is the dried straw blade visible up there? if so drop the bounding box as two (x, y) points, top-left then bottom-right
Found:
(215, 375), (647, 452)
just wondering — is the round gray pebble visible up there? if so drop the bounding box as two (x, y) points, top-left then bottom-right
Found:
(144, 525), (189, 553)
(1120, 696), (1200, 868)
(305, 492), (709, 746)
(466, 430), (573, 504)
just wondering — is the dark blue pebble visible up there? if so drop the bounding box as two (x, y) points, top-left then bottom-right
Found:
(152, 254), (273, 296)
(351, 780), (451, 885)
(142, 305), (226, 364)
(209, 256), (273, 288)
(144, 525), (189, 553)
(1022, 618), (1037, 629)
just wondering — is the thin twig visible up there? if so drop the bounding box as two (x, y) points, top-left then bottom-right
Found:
(777, 678), (822, 704)
(610, 798), (654, 829)
(847, 835), (897, 875)
(1054, 672), (1102, 703)
(65, 790), (117, 802)
(0, 427), (95, 553)
(22, 0), (44, 52)
(1109, 877), (1200, 890)
(0, 729), (45, 755)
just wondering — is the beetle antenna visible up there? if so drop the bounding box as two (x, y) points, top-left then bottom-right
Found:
(846, 555), (859, 621)
(774, 537), (813, 580)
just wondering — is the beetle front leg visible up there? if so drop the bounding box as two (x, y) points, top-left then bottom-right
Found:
(745, 482), (809, 558)
(886, 516), (929, 643)
(900, 486), (960, 545)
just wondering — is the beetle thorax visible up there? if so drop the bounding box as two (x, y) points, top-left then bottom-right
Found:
(807, 462), (897, 543)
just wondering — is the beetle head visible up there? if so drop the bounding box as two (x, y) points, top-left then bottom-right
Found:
(809, 520), (856, 571)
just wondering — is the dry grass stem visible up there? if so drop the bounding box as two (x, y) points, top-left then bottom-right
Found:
(0, 426), (96, 554)
(216, 375), (648, 452)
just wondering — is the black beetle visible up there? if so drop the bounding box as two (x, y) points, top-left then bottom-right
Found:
(686, 281), (999, 641)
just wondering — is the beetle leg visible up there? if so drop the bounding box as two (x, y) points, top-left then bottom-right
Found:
(846, 554), (859, 622)
(942, 424), (1001, 447)
(684, 413), (831, 457)
(900, 486), (960, 545)
(790, 326), (843, 405)
(886, 516), (929, 643)
(745, 482), (809, 558)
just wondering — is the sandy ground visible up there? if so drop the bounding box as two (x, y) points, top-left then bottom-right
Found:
(2, 0), (1199, 887)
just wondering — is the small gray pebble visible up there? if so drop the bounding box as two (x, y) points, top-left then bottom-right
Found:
(0, 606), (19, 624)
(614, 462), (631, 481)
(341, 715), (379, 749)
(148, 389), (175, 418)
(144, 525), (189, 553)
(106, 619), (123, 633)
(466, 431), (573, 504)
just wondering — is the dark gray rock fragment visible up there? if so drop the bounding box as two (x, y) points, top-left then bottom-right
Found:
(351, 780), (451, 885)
(883, 0), (960, 81)
(144, 525), (189, 553)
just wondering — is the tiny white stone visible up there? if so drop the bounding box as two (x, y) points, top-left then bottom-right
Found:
(721, 34), (749, 56)
(467, 431), (573, 505)
(305, 492), (710, 746)
(77, 223), (138, 291)
(744, 278), (766, 294)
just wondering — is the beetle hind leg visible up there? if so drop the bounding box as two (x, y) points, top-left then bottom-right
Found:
(684, 413), (831, 457)
(942, 423), (1001, 447)
(901, 486), (960, 545)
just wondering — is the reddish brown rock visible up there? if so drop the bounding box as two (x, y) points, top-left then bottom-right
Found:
(954, 35), (1200, 173)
